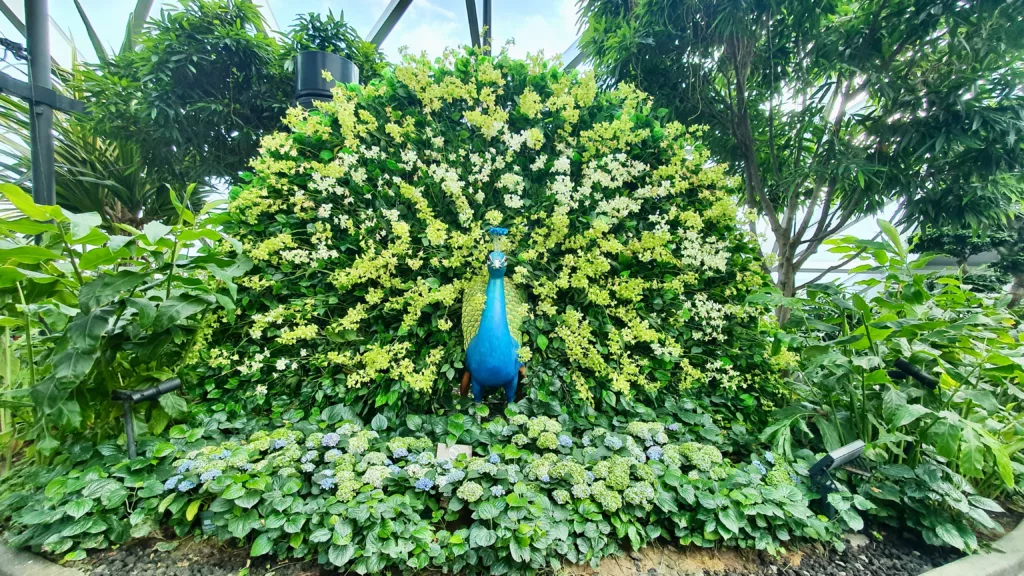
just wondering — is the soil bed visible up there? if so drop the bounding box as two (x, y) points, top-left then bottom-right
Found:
(70, 525), (999, 576)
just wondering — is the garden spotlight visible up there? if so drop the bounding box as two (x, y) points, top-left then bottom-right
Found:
(809, 440), (866, 518)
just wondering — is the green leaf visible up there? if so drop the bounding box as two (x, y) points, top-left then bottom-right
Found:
(328, 544), (355, 567)
(152, 442), (176, 457)
(65, 212), (103, 242)
(250, 534), (274, 557)
(371, 414), (388, 431)
(476, 499), (505, 520)
(935, 523), (966, 550)
(185, 500), (201, 521)
(63, 549), (87, 562)
(406, 414), (423, 431)
(222, 483), (246, 499)
(158, 393), (188, 418)
(536, 333), (549, 351)
(152, 294), (212, 331)
(718, 506), (743, 535)
(142, 221), (172, 245)
(470, 524), (497, 547)
(959, 427), (985, 478)
(929, 418), (961, 460)
(64, 498), (94, 520)
(877, 219), (907, 260)
(79, 271), (147, 313)
(0, 183), (58, 221)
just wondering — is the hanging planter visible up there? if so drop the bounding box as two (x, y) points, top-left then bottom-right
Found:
(294, 50), (359, 107)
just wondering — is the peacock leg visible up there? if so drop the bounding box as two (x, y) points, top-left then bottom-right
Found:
(459, 371), (471, 397)
(505, 372), (519, 404)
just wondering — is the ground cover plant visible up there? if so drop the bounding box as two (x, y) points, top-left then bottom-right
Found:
(193, 46), (782, 427)
(0, 404), (868, 572)
(764, 224), (1023, 550)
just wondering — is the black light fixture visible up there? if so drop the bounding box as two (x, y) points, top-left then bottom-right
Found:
(294, 51), (359, 109)
(112, 377), (183, 459)
(809, 439), (867, 517)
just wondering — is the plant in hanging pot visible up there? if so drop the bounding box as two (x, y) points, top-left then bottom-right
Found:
(286, 10), (386, 102)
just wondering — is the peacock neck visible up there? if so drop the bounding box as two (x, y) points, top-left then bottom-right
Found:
(480, 276), (510, 335)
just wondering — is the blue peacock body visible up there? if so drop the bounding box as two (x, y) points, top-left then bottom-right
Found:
(461, 228), (526, 402)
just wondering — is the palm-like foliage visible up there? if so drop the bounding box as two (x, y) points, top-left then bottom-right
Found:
(0, 93), (190, 226)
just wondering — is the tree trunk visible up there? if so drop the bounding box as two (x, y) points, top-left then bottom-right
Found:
(1010, 273), (1024, 309)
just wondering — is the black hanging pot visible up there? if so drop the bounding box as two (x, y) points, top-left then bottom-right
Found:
(294, 51), (360, 108)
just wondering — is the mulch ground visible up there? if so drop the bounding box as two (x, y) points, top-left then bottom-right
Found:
(73, 516), (1020, 576)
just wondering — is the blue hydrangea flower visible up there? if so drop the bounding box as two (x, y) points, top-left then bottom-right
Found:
(789, 473), (800, 484)
(646, 446), (663, 461)
(301, 450), (317, 463)
(440, 459), (454, 470)
(501, 426), (516, 437)
(448, 469), (466, 482)
(321, 433), (340, 447)
(200, 469), (222, 482)
(416, 453), (433, 465)
(586, 471), (596, 483)
(272, 439), (287, 450)
(322, 469), (334, 477)
(753, 460), (767, 475)
(540, 474), (550, 483)
(557, 435), (573, 448)
(392, 447), (409, 459)
(582, 436), (591, 447)
(319, 477), (336, 490)
(388, 465), (402, 475)
(301, 462), (316, 473)
(177, 480), (196, 492)
(164, 475), (182, 490)
(668, 423), (681, 432)
(324, 449), (342, 462)
(488, 454), (501, 465)
(490, 485), (506, 497)
(176, 460), (194, 474)
(239, 463), (253, 471)
(603, 436), (623, 450)
(414, 477), (434, 491)
(211, 449), (231, 460)
(764, 451), (775, 465)
(385, 458), (394, 466)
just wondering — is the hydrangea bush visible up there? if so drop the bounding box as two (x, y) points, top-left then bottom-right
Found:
(193, 48), (781, 420)
(0, 407), (867, 573)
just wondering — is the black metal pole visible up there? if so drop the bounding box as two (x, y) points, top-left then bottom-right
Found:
(482, 0), (491, 55)
(25, 0), (55, 207)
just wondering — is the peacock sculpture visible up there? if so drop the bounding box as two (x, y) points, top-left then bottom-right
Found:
(459, 227), (527, 403)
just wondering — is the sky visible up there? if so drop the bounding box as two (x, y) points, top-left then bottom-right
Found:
(30, 0), (582, 66)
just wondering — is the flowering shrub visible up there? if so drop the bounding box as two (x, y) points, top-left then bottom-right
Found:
(0, 408), (869, 572)
(192, 48), (780, 419)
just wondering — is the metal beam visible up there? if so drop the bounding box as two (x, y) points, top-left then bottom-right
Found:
(561, 37), (586, 71)
(25, 0), (54, 207)
(481, 0), (491, 55)
(465, 0), (480, 49)
(0, 71), (85, 113)
(368, 0), (414, 47)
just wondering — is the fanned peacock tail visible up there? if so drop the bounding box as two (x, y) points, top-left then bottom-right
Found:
(461, 271), (528, 352)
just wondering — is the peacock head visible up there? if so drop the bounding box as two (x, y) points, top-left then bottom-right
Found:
(487, 226), (509, 278)
(487, 250), (508, 278)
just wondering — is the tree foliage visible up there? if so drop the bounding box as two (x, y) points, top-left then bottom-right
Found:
(76, 0), (385, 187)
(578, 0), (1024, 305)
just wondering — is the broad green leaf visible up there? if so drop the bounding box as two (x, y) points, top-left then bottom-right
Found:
(142, 221), (172, 245)
(152, 293), (213, 331)
(185, 500), (201, 521)
(959, 427), (985, 478)
(928, 418), (961, 460)
(536, 333), (549, 351)
(0, 243), (60, 265)
(79, 271), (147, 313)
(65, 212), (103, 242)
(935, 523), (966, 550)
(250, 534), (273, 557)
(0, 183), (58, 221)
(64, 498), (94, 520)
(66, 308), (115, 351)
(221, 483), (246, 499)
(371, 414), (388, 431)
(158, 393), (188, 418)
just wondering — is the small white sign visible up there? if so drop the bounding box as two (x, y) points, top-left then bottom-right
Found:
(437, 443), (473, 461)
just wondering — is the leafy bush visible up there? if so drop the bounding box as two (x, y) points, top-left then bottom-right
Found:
(763, 222), (1022, 550)
(0, 406), (863, 572)
(0, 185), (249, 453)
(193, 47), (780, 424)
